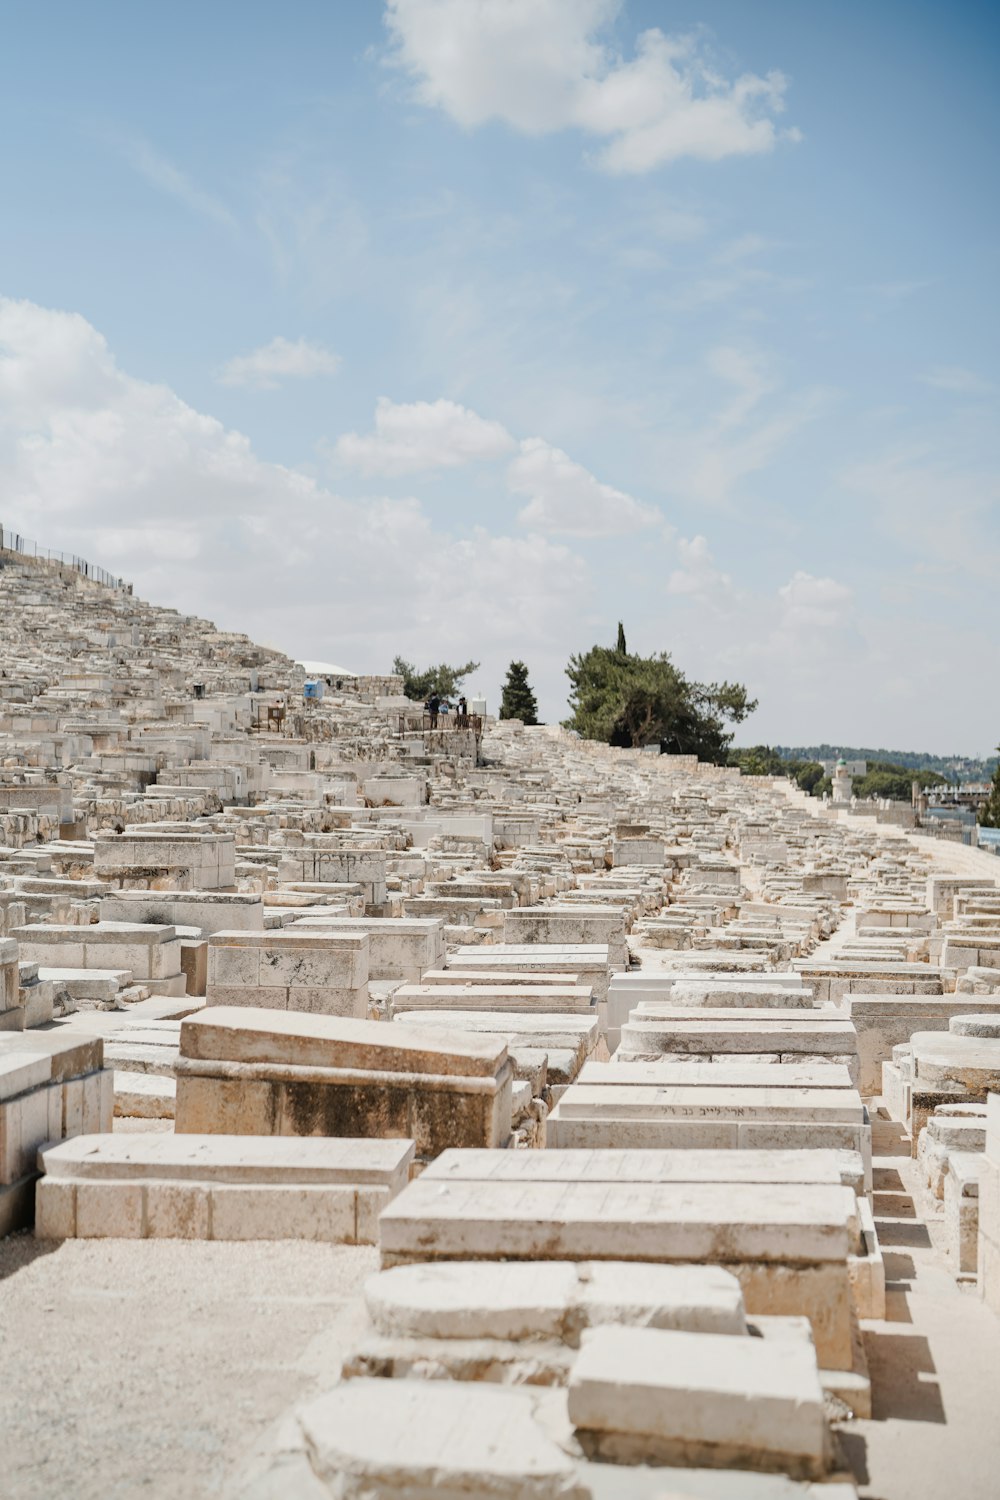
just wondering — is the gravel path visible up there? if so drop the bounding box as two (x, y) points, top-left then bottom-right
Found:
(0, 1233), (375, 1499)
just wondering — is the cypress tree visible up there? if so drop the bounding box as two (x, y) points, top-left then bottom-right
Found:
(499, 661), (539, 724)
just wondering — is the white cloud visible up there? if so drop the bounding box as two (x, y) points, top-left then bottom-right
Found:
(508, 436), (660, 536)
(384, 0), (798, 173)
(122, 138), (236, 229)
(218, 337), (342, 390)
(778, 571), (853, 628)
(0, 297), (587, 721)
(920, 365), (998, 397)
(334, 395), (515, 476)
(667, 534), (732, 597)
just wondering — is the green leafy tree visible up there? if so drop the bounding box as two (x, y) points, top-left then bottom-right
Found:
(564, 629), (757, 763)
(979, 747), (1000, 828)
(852, 763), (948, 802)
(393, 656), (479, 702)
(728, 745), (826, 792)
(499, 661), (539, 724)
(616, 621), (627, 656)
(729, 744), (787, 777)
(796, 762), (826, 794)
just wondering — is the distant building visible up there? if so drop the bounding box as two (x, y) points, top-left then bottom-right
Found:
(831, 757), (854, 805)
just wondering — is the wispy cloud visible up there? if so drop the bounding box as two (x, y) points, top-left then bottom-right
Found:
(657, 344), (830, 508)
(713, 232), (778, 265)
(842, 443), (1000, 578)
(121, 138), (236, 229)
(864, 277), (933, 303)
(218, 337), (342, 390)
(920, 365), (998, 397)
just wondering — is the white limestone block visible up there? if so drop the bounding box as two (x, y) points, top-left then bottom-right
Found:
(297, 1380), (588, 1499)
(365, 1260), (747, 1342)
(568, 1324), (827, 1474)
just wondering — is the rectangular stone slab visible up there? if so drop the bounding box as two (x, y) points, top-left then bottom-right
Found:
(843, 995), (1000, 1095)
(364, 1259), (748, 1342)
(420, 970), (586, 987)
(551, 1084), (863, 1123)
(113, 1071), (175, 1119)
(544, 1108), (872, 1172)
(35, 1175), (393, 1244)
(422, 1146), (864, 1194)
(180, 1005), (507, 1077)
(0, 1031), (113, 1217)
(379, 1184), (855, 1367)
(606, 971), (806, 1041)
(626, 1006), (846, 1025)
(379, 1178), (854, 1265)
(665, 982), (817, 1008)
(620, 1017), (858, 1056)
(175, 1008), (513, 1159)
(568, 1325), (826, 1475)
(296, 1381), (589, 1500)
(613, 972), (807, 991)
(0, 1032), (104, 1098)
(451, 945), (611, 960)
(393, 1012), (600, 1043)
(392, 984), (596, 1015)
(579, 1061), (855, 1090)
(39, 1131), (414, 1187)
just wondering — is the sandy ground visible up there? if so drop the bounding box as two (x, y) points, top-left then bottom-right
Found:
(0, 1235), (375, 1500)
(3, 1141), (1000, 1498)
(845, 1111), (1000, 1500)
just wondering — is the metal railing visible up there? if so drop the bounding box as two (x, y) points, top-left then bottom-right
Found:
(0, 525), (130, 591)
(421, 713), (484, 736)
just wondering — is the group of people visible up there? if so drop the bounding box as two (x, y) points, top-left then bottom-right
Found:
(425, 692), (468, 729)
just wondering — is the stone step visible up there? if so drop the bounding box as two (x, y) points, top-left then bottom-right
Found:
(35, 1132), (415, 1242)
(37, 967), (132, 1000)
(262, 1378), (856, 1500)
(113, 1070), (176, 1118)
(368, 1257), (747, 1343)
(568, 1324), (828, 1477)
(293, 1381), (586, 1500)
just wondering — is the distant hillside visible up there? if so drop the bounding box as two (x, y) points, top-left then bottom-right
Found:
(772, 746), (998, 780)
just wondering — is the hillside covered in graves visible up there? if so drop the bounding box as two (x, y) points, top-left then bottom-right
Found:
(2, 541), (1000, 1500)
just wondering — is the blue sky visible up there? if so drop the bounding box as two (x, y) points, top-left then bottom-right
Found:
(1, 0), (998, 751)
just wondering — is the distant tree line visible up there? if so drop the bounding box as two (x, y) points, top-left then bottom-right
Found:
(772, 744), (998, 781)
(730, 746), (950, 801)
